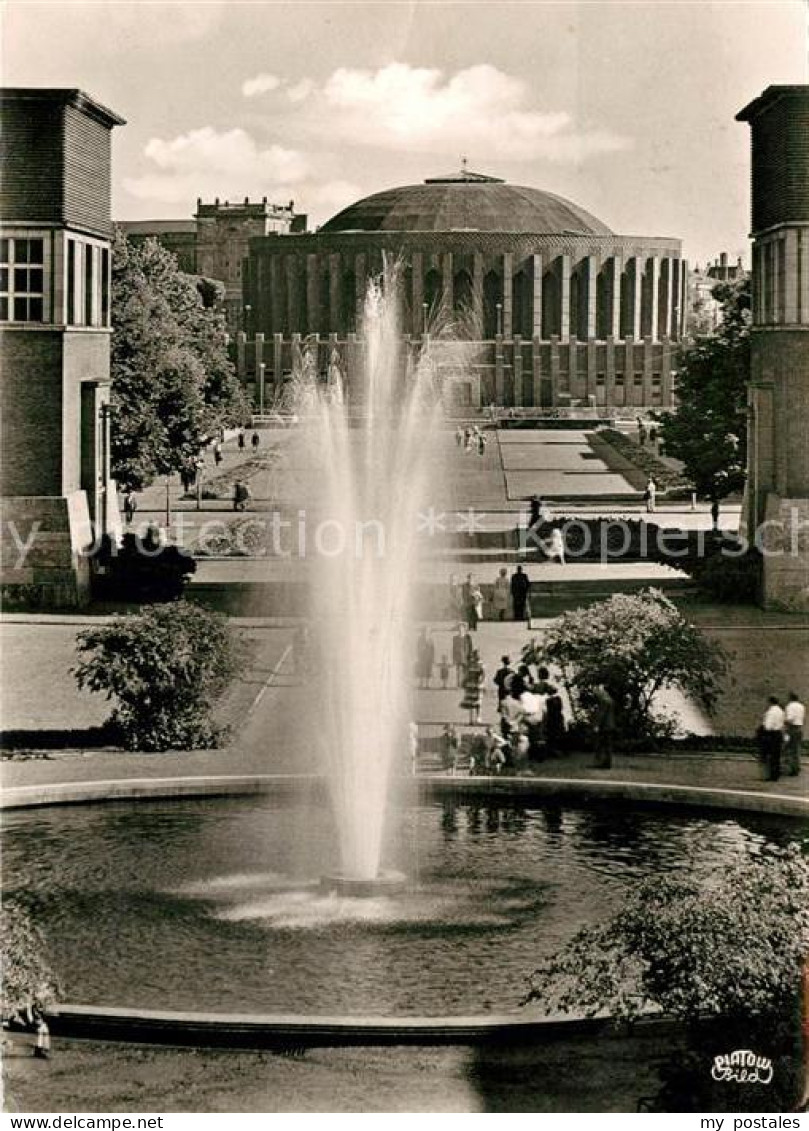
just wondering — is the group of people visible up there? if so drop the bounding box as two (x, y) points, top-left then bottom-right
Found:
(758, 692), (804, 781)
(436, 656), (568, 774)
(455, 425), (488, 457)
(449, 567), (533, 628)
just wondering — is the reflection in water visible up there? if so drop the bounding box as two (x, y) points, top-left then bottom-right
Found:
(2, 797), (803, 1017)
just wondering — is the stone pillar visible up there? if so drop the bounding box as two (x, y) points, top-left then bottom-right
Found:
(670, 258), (682, 340)
(329, 253), (341, 334)
(273, 333), (284, 398)
(254, 333), (265, 411)
(586, 339), (597, 403)
(532, 253), (543, 338)
(306, 253), (320, 334)
(679, 259), (689, 337)
(661, 339), (673, 406)
(605, 336), (617, 406)
(559, 254), (571, 340)
(473, 251), (484, 334)
(583, 254), (598, 339)
(494, 330), (505, 404)
(354, 253), (367, 328)
(624, 335), (635, 407)
(627, 257), (642, 339)
(608, 255), (623, 338)
(442, 252), (453, 316)
(285, 258), (298, 332)
(513, 336), (523, 406)
(550, 335), (560, 406)
(502, 252), (513, 338)
(647, 256), (660, 341)
(642, 338), (654, 406)
(659, 258), (672, 338)
(269, 255), (282, 335)
(411, 251), (424, 336)
(532, 337), (542, 407)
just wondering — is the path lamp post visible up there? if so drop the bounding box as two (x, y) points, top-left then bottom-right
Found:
(496, 302), (503, 337)
(99, 401), (114, 539)
(422, 302), (429, 336)
(259, 362), (266, 415)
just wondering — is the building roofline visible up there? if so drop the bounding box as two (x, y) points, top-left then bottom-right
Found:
(0, 87), (126, 127)
(736, 84), (809, 122)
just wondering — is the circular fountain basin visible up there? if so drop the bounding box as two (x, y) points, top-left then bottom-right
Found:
(320, 870), (408, 897)
(2, 792), (805, 1018)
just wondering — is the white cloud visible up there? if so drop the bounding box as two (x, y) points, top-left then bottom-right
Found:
(302, 62), (629, 162)
(242, 73), (282, 98)
(123, 126), (308, 204)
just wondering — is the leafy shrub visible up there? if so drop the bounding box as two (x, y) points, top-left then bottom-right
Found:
(523, 588), (728, 740)
(597, 428), (692, 496)
(1, 899), (59, 1019)
(679, 537), (761, 604)
(525, 843), (808, 1111)
(74, 600), (246, 751)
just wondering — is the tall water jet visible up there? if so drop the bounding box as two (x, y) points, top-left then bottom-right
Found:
(291, 268), (444, 886)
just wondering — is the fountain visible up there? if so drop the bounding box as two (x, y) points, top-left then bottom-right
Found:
(291, 267), (444, 893)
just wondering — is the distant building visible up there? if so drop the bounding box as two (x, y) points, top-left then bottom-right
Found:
(118, 198), (307, 331)
(737, 84), (809, 610)
(688, 254), (748, 335)
(0, 87), (125, 606)
(239, 169), (686, 411)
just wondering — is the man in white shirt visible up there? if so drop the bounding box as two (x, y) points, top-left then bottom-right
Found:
(760, 696), (785, 781)
(784, 692), (805, 776)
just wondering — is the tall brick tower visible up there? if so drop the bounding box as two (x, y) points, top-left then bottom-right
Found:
(0, 89), (125, 606)
(737, 86), (809, 610)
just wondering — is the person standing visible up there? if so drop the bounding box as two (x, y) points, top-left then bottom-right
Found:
(759, 696), (785, 781)
(469, 581), (484, 630)
(123, 489), (137, 526)
(213, 440), (223, 467)
(492, 567), (510, 620)
(455, 427), (464, 448)
(544, 527), (566, 565)
(545, 685), (566, 757)
(460, 649), (486, 726)
(477, 432), (487, 457)
(233, 480), (250, 512)
(448, 573), (462, 619)
(452, 623), (472, 687)
(415, 627), (435, 689)
(711, 497), (720, 533)
(441, 723), (459, 773)
(592, 684), (616, 769)
(237, 428), (246, 451)
(251, 431), (260, 452)
(784, 692), (805, 776)
(438, 654), (450, 689)
(643, 477), (657, 513)
(493, 656), (515, 704)
(510, 565), (530, 622)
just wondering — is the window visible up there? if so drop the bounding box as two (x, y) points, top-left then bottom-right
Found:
(101, 247), (110, 326)
(0, 237), (45, 323)
(634, 372), (644, 386)
(84, 244), (94, 326)
(615, 373), (625, 386)
(67, 240), (77, 324)
(596, 372), (606, 385)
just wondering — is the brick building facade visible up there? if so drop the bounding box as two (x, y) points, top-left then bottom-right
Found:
(237, 170), (686, 411)
(0, 88), (125, 606)
(118, 198), (306, 331)
(737, 85), (809, 609)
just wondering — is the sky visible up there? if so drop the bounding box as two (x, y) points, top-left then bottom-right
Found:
(2, 0), (807, 265)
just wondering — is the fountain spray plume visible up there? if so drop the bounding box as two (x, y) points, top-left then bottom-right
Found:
(291, 260), (446, 886)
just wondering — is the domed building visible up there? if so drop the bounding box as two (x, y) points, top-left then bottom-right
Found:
(240, 170), (686, 410)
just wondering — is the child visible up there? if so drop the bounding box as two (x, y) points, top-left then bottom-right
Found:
(439, 654), (450, 689)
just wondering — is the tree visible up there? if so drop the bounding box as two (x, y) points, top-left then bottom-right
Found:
(110, 231), (249, 490)
(1, 899), (59, 1019)
(658, 276), (750, 503)
(522, 588), (728, 739)
(525, 843), (809, 1111)
(74, 600), (246, 751)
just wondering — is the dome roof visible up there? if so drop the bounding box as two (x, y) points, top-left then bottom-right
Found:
(320, 171), (612, 236)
